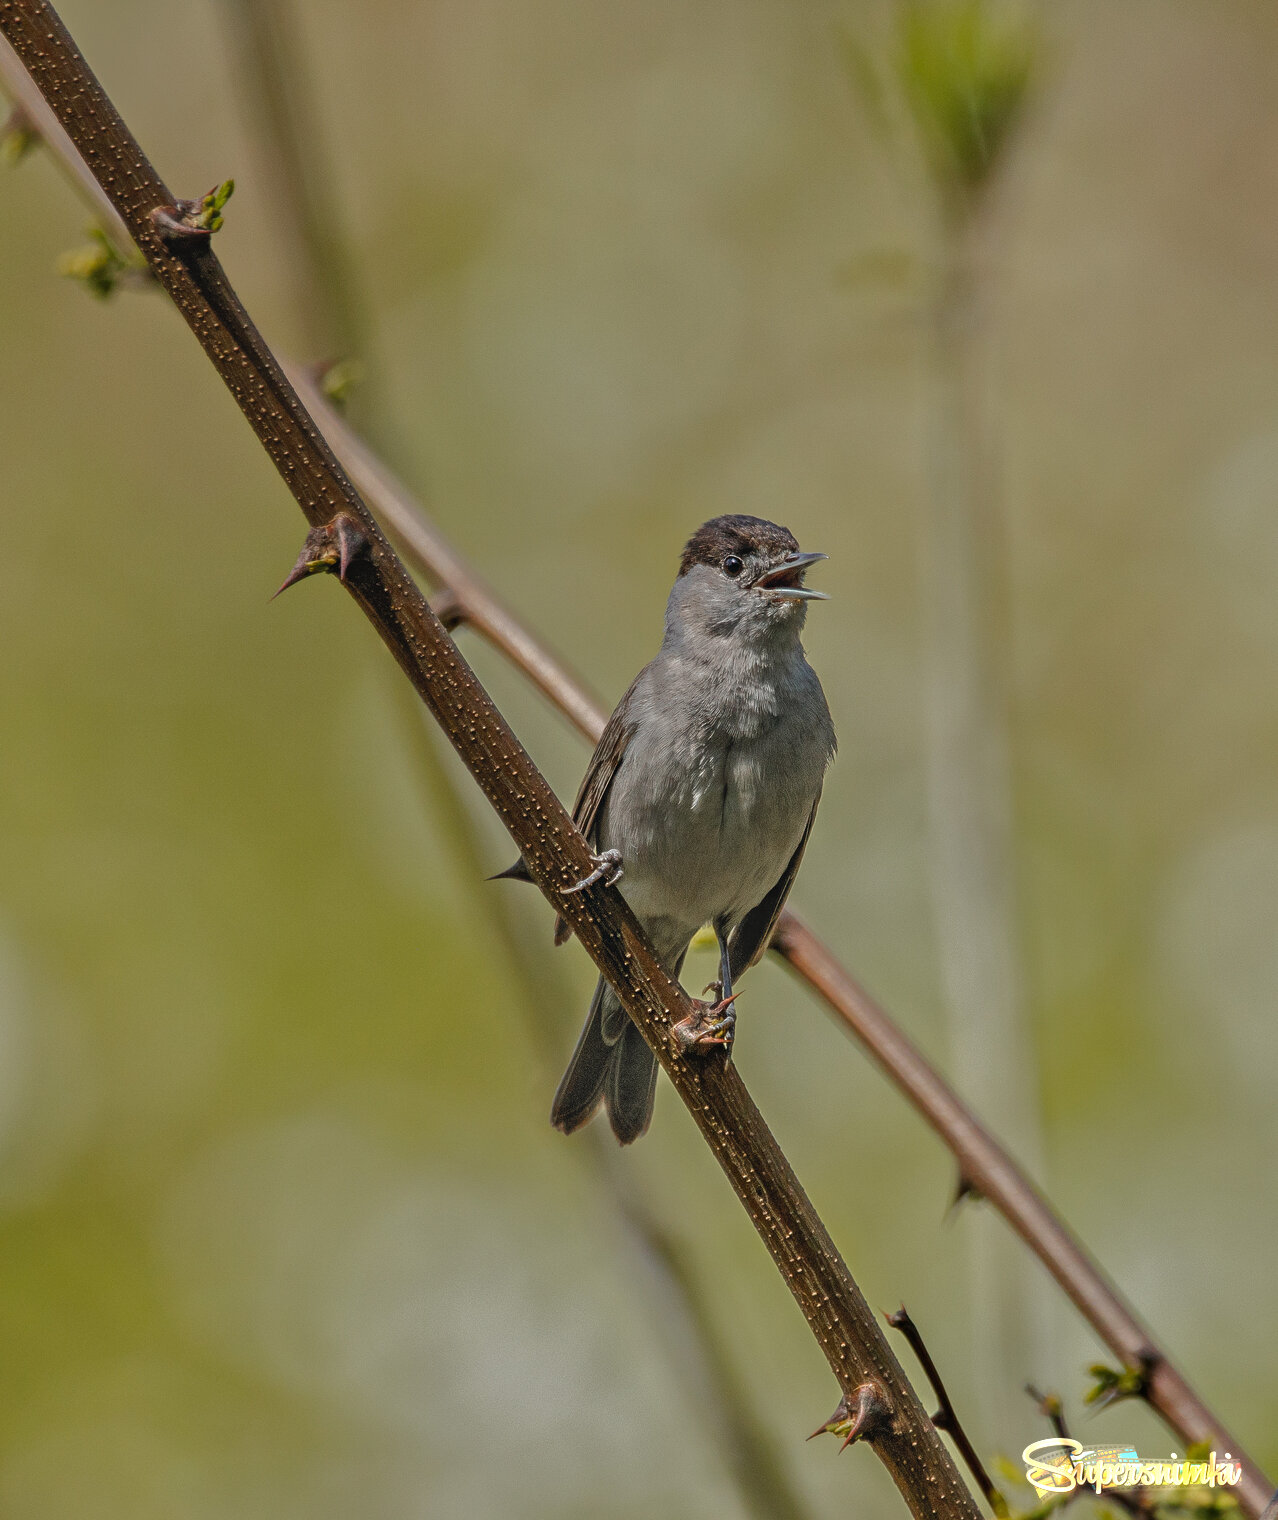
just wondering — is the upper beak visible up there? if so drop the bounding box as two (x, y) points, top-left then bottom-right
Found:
(755, 551), (829, 600)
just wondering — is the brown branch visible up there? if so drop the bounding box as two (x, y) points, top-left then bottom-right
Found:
(0, 3), (980, 1515)
(287, 367), (1273, 1518)
(887, 1306), (1006, 1517)
(1, 16), (1270, 1515)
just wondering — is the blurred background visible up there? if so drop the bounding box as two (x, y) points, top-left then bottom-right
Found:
(1, 0), (1276, 1515)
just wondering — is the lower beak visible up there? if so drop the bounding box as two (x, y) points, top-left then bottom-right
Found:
(756, 551), (829, 600)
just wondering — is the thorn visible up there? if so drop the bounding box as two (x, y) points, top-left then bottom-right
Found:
(430, 586), (467, 630)
(808, 1382), (892, 1450)
(808, 1392), (851, 1441)
(273, 512), (369, 598)
(489, 857), (533, 884)
(333, 513), (366, 581)
(150, 179), (235, 246)
(947, 1169), (982, 1216)
(150, 205), (209, 244)
(839, 1383), (892, 1450)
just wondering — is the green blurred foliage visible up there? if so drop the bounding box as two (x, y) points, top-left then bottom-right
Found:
(0, 0), (1275, 1516)
(57, 225), (140, 298)
(898, 0), (1036, 195)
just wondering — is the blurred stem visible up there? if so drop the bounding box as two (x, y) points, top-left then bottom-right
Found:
(921, 187), (1048, 1432)
(390, 684), (810, 1520)
(216, 0), (367, 366)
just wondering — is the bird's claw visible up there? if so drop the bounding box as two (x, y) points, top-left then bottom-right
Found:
(673, 993), (739, 1054)
(562, 849), (624, 895)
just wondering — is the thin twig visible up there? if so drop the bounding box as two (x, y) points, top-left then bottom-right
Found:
(0, 21), (1270, 1516)
(887, 1306), (1007, 1517)
(1024, 1384), (1070, 1444)
(0, 4), (981, 1514)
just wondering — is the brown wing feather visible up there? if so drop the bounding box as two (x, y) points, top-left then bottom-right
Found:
(726, 792), (821, 979)
(552, 671), (643, 945)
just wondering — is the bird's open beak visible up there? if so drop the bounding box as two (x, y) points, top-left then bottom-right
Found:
(755, 551), (829, 600)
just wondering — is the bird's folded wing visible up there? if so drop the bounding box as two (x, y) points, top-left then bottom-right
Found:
(726, 792), (821, 979)
(551, 670), (644, 945)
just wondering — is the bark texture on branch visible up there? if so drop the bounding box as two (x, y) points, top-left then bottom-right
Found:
(0, 2), (982, 1514)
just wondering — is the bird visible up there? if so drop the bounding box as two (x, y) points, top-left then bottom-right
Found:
(502, 514), (835, 1144)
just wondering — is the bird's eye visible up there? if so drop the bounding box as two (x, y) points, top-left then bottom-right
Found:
(723, 555), (744, 577)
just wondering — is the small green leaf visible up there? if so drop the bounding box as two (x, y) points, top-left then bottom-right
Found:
(197, 178), (235, 233)
(1083, 1360), (1146, 1408)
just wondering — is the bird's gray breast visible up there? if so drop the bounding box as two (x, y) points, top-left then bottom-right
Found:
(598, 652), (831, 935)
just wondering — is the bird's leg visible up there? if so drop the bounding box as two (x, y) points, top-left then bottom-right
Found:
(561, 848), (624, 895)
(675, 924), (738, 1052)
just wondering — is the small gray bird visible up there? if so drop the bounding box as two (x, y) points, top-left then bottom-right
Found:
(507, 515), (835, 1144)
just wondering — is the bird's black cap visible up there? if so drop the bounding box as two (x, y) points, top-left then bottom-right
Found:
(678, 515), (800, 577)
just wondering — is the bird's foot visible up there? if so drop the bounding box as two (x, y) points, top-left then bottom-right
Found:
(673, 993), (739, 1053)
(561, 849), (624, 895)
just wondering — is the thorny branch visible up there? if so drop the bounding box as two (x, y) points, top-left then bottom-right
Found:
(0, 3), (981, 1515)
(0, 9), (1272, 1516)
(887, 1306), (1007, 1517)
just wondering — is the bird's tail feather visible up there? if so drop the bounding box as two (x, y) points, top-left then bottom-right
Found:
(551, 978), (658, 1145)
(605, 1019), (658, 1144)
(550, 978), (615, 1135)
